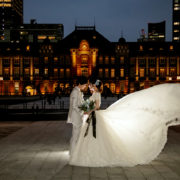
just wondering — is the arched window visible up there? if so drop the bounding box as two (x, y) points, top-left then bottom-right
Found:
(79, 40), (89, 51)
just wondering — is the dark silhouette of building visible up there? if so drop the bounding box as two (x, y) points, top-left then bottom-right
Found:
(148, 21), (166, 41)
(137, 29), (148, 42)
(0, 0), (23, 41)
(11, 19), (64, 43)
(0, 26), (180, 96)
(173, 0), (180, 41)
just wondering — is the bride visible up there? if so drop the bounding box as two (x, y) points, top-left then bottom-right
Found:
(69, 83), (180, 167)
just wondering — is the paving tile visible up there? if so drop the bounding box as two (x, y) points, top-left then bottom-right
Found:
(90, 177), (108, 180)
(160, 171), (180, 179)
(34, 175), (53, 180)
(146, 174), (165, 180)
(123, 166), (144, 179)
(127, 178), (146, 180)
(164, 162), (180, 176)
(72, 174), (89, 180)
(109, 175), (127, 180)
(0, 173), (19, 180)
(106, 167), (124, 175)
(0, 121), (179, 180)
(90, 167), (107, 178)
(52, 178), (70, 180)
(15, 178), (35, 180)
(72, 166), (89, 175)
(54, 165), (72, 178)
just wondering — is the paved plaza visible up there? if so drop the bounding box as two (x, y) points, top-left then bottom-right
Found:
(0, 121), (180, 180)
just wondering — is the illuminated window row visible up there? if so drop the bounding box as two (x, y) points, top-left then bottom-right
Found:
(139, 46), (173, 51)
(174, 37), (180, 40)
(174, 22), (180, 25)
(98, 56), (116, 64)
(174, 7), (180, 10)
(0, 0), (11, 2)
(0, 3), (11, 7)
(98, 68), (124, 78)
(158, 35), (165, 38)
(38, 36), (56, 40)
(139, 68), (177, 78)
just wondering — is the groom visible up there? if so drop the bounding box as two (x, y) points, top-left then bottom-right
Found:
(67, 76), (88, 155)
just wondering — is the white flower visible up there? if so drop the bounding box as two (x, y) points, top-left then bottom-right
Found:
(95, 79), (100, 86)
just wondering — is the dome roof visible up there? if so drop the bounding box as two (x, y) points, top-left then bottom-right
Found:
(118, 37), (126, 43)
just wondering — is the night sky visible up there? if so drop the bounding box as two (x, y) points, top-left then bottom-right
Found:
(24, 0), (172, 42)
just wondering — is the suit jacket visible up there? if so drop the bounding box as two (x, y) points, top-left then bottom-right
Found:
(67, 86), (84, 126)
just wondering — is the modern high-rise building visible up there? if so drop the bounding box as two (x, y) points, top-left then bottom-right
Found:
(148, 21), (166, 41)
(173, 0), (180, 41)
(0, 0), (23, 41)
(11, 19), (64, 43)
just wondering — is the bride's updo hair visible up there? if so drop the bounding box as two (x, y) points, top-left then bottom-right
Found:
(94, 79), (102, 92)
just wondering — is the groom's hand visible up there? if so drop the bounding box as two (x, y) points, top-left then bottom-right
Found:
(84, 111), (91, 116)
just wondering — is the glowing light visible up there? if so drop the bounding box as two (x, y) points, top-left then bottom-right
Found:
(25, 86), (34, 96)
(139, 45), (143, 51)
(170, 45), (173, 50)
(105, 68), (109, 78)
(174, 22), (180, 25)
(111, 69), (115, 78)
(71, 50), (76, 67)
(105, 56), (109, 64)
(48, 36), (55, 40)
(174, 37), (180, 40)
(35, 151), (69, 163)
(80, 40), (89, 51)
(110, 83), (116, 93)
(0, 3), (11, 7)
(177, 76), (180, 80)
(140, 68), (145, 77)
(120, 68), (124, 77)
(159, 35), (165, 38)
(38, 35), (47, 40)
(92, 49), (97, 67)
(34, 68), (39, 75)
(174, 7), (180, 10)
(26, 45), (30, 51)
(99, 68), (103, 78)
(44, 68), (48, 75)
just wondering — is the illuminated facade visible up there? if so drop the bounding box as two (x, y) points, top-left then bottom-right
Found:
(173, 0), (180, 41)
(0, 26), (180, 96)
(0, 0), (23, 41)
(148, 21), (166, 41)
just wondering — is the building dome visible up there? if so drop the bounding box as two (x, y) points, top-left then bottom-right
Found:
(43, 37), (51, 44)
(118, 37), (126, 43)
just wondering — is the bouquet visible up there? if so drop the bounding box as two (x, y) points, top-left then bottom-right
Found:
(79, 99), (95, 113)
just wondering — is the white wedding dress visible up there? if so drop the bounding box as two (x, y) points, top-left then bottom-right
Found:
(69, 83), (180, 167)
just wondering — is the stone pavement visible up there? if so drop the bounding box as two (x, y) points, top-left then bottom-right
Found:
(0, 121), (180, 180)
